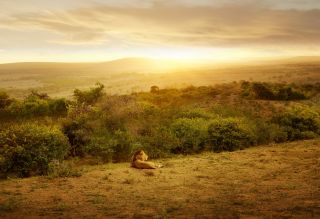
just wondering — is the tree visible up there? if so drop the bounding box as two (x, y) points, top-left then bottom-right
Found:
(150, 85), (159, 94)
(74, 82), (105, 105)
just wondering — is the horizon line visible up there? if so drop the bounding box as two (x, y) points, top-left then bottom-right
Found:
(1, 55), (319, 65)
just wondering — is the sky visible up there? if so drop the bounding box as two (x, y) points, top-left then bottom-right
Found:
(0, 0), (320, 63)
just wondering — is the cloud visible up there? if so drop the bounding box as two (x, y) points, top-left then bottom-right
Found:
(0, 1), (320, 47)
(1, 11), (107, 44)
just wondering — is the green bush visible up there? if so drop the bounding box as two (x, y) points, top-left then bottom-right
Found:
(5, 98), (49, 117)
(23, 98), (50, 116)
(277, 86), (306, 100)
(251, 82), (276, 100)
(177, 108), (213, 119)
(171, 118), (209, 153)
(241, 82), (308, 100)
(85, 129), (139, 163)
(0, 123), (70, 177)
(3, 95), (67, 118)
(254, 121), (288, 144)
(61, 115), (92, 157)
(138, 126), (179, 158)
(62, 104), (136, 162)
(0, 91), (13, 109)
(84, 128), (114, 163)
(208, 118), (256, 152)
(273, 106), (320, 140)
(48, 98), (68, 115)
(74, 82), (105, 105)
(110, 130), (136, 162)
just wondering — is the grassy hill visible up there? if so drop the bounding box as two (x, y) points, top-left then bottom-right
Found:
(0, 139), (319, 218)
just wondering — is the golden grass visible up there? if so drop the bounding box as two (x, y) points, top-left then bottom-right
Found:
(0, 139), (319, 218)
(1, 61), (320, 98)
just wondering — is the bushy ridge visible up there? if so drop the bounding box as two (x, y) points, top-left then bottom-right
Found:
(0, 90), (68, 118)
(1, 81), (319, 178)
(241, 81), (320, 100)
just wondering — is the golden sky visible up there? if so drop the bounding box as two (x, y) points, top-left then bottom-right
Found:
(0, 0), (320, 63)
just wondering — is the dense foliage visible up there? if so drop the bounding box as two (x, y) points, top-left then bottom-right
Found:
(208, 118), (256, 152)
(273, 106), (320, 140)
(241, 81), (320, 100)
(171, 118), (209, 153)
(0, 91), (13, 109)
(0, 90), (68, 118)
(0, 123), (70, 177)
(0, 81), (319, 178)
(73, 82), (105, 105)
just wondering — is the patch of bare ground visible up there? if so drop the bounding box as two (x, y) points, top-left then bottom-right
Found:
(0, 140), (319, 218)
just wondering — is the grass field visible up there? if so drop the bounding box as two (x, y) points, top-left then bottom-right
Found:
(1, 58), (320, 98)
(1, 139), (319, 218)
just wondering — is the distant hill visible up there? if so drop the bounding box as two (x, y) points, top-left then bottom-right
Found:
(0, 56), (319, 98)
(0, 57), (189, 75)
(1, 56), (320, 73)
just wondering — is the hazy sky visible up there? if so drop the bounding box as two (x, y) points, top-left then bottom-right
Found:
(0, 0), (320, 63)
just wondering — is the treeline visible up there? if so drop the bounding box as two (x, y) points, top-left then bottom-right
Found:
(241, 81), (320, 100)
(0, 82), (320, 178)
(0, 90), (68, 118)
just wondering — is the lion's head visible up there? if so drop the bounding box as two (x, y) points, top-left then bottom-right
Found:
(132, 150), (148, 162)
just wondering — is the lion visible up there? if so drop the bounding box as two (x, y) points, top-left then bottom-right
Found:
(131, 150), (159, 169)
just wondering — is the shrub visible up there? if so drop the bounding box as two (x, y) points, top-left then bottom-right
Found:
(150, 85), (160, 94)
(277, 86), (306, 100)
(273, 106), (320, 140)
(0, 91), (13, 109)
(48, 98), (68, 115)
(85, 129), (139, 163)
(22, 98), (50, 116)
(84, 128), (114, 163)
(138, 101), (159, 117)
(210, 104), (246, 118)
(251, 82), (275, 100)
(254, 120), (288, 144)
(28, 90), (49, 100)
(62, 103), (136, 162)
(0, 123), (70, 177)
(110, 130), (136, 162)
(73, 82), (105, 105)
(138, 126), (179, 158)
(241, 82), (308, 100)
(5, 96), (50, 117)
(3, 94), (67, 117)
(4, 100), (24, 116)
(208, 118), (256, 152)
(177, 108), (213, 119)
(61, 115), (93, 157)
(171, 118), (209, 153)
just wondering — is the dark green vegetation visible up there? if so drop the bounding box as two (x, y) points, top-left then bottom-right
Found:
(0, 124), (69, 177)
(1, 81), (320, 178)
(241, 81), (320, 100)
(0, 90), (68, 119)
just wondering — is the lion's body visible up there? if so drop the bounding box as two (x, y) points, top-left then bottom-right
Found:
(131, 150), (157, 169)
(132, 160), (157, 169)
